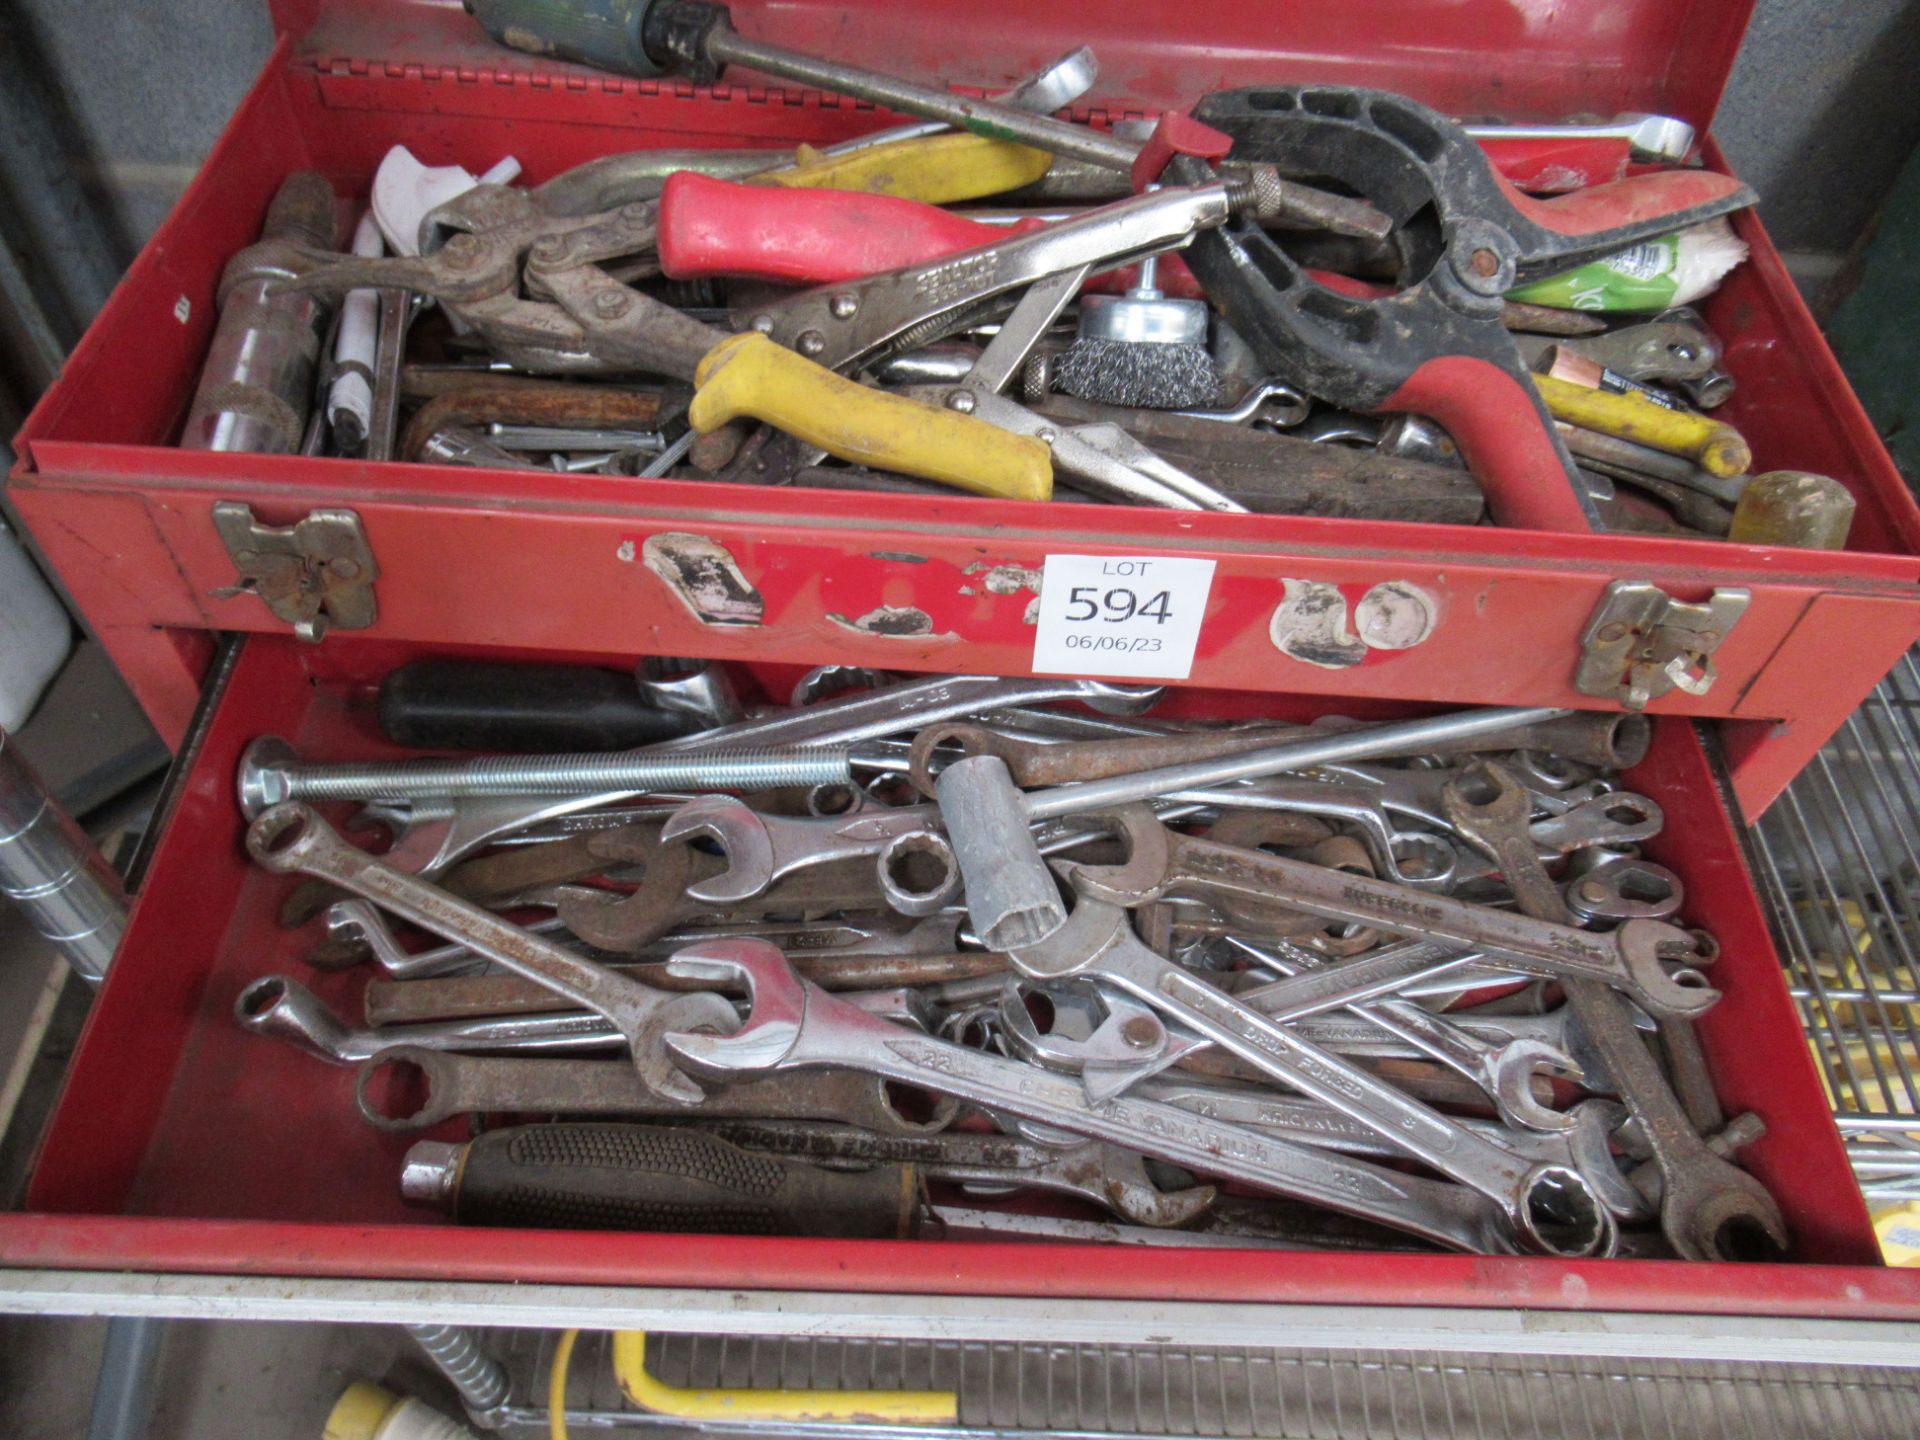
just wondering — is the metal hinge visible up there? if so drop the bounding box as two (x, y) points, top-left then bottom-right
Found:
(1575, 580), (1750, 710)
(211, 503), (378, 642)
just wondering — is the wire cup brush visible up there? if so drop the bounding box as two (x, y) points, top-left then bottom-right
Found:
(1054, 256), (1223, 409)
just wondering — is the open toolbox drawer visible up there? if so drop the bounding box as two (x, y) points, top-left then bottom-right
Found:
(10, 2), (1920, 821)
(4, 632), (1920, 1341)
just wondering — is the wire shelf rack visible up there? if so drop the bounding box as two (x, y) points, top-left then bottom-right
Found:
(1751, 649), (1920, 1206)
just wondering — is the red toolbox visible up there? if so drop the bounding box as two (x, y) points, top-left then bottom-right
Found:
(5, 0), (1920, 1343)
(8, 1), (1920, 818)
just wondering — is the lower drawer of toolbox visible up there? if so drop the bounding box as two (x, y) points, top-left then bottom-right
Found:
(3, 633), (1910, 1323)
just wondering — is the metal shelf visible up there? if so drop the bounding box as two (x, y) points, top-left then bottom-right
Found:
(1752, 648), (1920, 1204)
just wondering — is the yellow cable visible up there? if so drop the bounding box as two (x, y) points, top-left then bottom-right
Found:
(612, 1331), (958, 1424)
(548, 1329), (578, 1440)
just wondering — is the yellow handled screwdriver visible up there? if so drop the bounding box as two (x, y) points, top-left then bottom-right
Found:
(1533, 371), (1752, 477)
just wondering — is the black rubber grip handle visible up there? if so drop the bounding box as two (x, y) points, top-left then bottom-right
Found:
(377, 659), (702, 752)
(449, 1124), (922, 1237)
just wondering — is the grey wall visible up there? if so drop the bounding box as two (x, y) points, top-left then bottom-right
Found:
(1716, 0), (1920, 302)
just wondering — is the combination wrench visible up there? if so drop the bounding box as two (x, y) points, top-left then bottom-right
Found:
(1004, 891), (1614, 1256)
(1222, 934), (1578, 1132)
(1136, 1080), (1651, 1223)
(1439, 760), (1788, 1261)
(246, 803), (737, 1103)
(1051, 800), (1713, 1019)
(660, 938), (1526, 1255)
(1059, 802), (1720, 1029)
(354, 1045), (954, 1137)
(665, 704), (1571, 909)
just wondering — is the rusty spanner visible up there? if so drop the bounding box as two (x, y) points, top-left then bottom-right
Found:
(1439, 759), (1788, 1261)
(246, 804), (736, 1103)
(354, 1045), (955, 1137)
(660, 938), (1523, 1255)
(1060, 803), (1713, 1020)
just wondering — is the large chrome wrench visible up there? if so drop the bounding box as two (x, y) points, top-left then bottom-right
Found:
(1008, 894), (1614, 1257)
(375, 675), (1163, 876)
(1139, 1080), (1650, 1223)
(246, 804), (736, 1103)
(1061, 804), (1713, 1020)
(1223, 934), (1577, 1132)
(661, 939), (1521, 1255)
(1440, 760), (1788, 1261)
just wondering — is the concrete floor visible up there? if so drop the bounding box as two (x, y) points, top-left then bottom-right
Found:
(0, 1320), (424, 1440)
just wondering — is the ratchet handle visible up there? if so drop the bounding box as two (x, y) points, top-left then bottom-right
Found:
(438, 1123), (922, 1237)
(377, 659), (701, 751)
(1383, 356), (1598, 533)
(691, 333), (1054, 501)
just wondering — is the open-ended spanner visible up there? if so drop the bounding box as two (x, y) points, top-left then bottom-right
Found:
(354, 1045), (953, 1137)
(1224, 934), (1576, 1132)
(356, 675), (1164, 877)
(246, 804), (736, 1103)
(1440, 760), (1788, 1261)
(1004, 892), (1613, 1256)
(1055, 801), (1712, 1020)
(661, 938), (1523, 1254)
(670, 705), (1569, 914)
(690, 1120), (1216, 1228)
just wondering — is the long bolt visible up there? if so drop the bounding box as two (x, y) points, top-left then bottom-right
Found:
(238, 737), (851, 815)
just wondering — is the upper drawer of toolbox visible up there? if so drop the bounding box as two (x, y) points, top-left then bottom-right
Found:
(11, 0), (1920, 822)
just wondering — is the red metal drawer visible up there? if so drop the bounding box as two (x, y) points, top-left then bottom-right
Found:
(2, 632), (1914, 1333)
(10, 4), (1920, 815)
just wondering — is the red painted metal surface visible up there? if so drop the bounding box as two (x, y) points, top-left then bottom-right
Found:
(1, 634), (1899, 1315)
(276, 0), (1761, 132)
(11, 32), (1920, 818)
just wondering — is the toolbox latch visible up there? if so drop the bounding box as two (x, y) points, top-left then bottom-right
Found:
(1575, 580), (1750, 711)
(210, 503), (379, 642)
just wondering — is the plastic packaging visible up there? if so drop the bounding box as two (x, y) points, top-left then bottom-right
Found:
(0, 518), (71, 731)
(1507, 218), (1749, 313)
(326, 211), (386, 453)
(371, 146), (522, 257)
